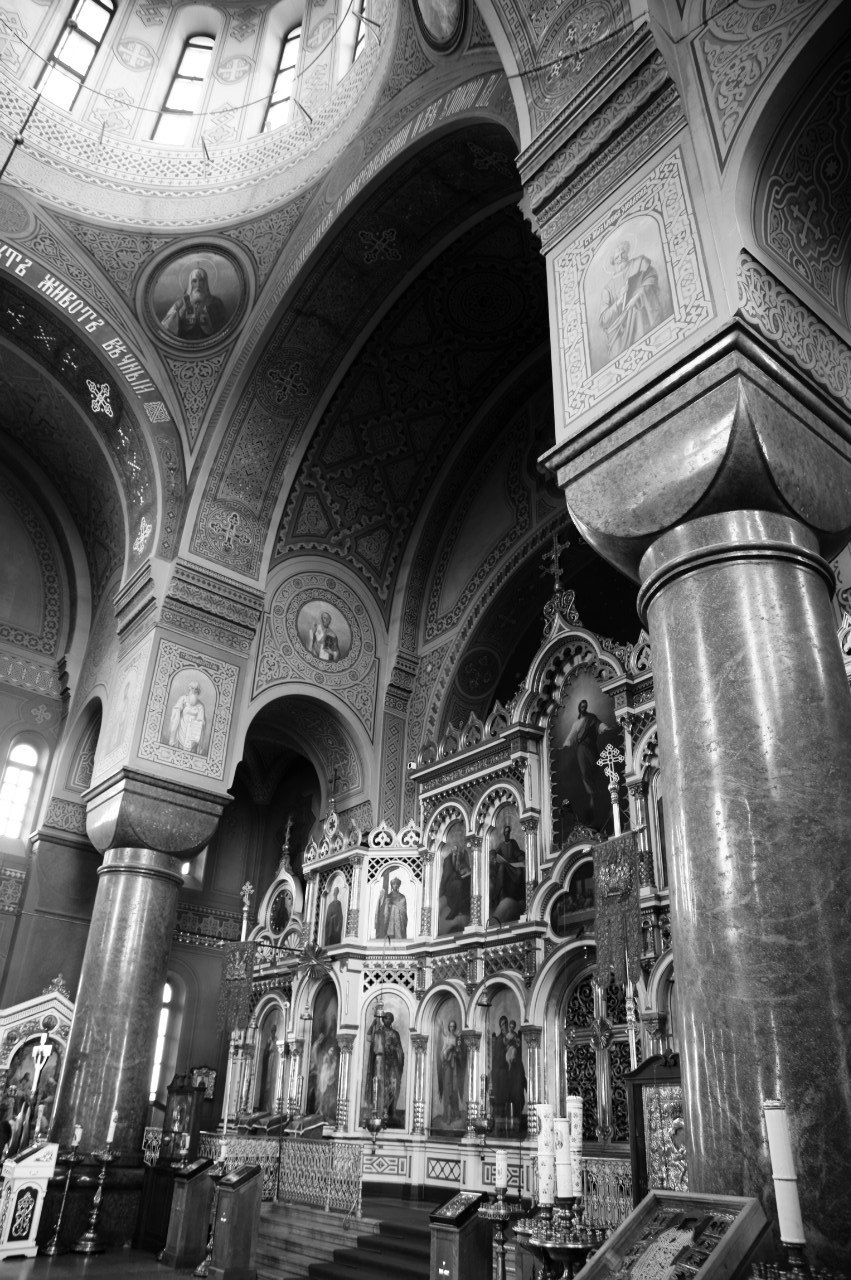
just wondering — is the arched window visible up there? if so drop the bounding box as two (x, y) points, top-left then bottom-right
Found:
(338, 0), (366, 77)
(0, 741), (40, 839)
(36, 0), (115, 110)
(263, 24), (301, 132)
(149, 977), (184, 1102)
(153, 33), (215, 146)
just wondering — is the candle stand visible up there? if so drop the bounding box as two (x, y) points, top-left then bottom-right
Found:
(514, 1197), (602, 1280)
(193, 1155), (227, 1278)
(752, 1250), (847, 1280)
(40, 1149), (81, 1256)
(479, 1191), (524, 1280)
(72, 1147), (115, 1255)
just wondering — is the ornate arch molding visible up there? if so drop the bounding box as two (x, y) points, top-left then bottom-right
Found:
(415, 981), (470, 1035)
(513, 615), (626, 729)
(472, 782), (525, 838)
(423, 801), (471, 849)
(527, 939), (594, 1027)
(692, 0), (846, 175)
(0, 468), (65, 658)
(0, 237), (184, 562)
(254, 564), (381, 739)
(532, 843), (598, 919)
(239, 689), (372, 815)
(750, 32), (851, 331)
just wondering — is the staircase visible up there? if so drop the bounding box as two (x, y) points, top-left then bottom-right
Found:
(256, 1202), (382, 1280)
(308, 1197), (435, 1280)
(256, 1197), (440, 1280)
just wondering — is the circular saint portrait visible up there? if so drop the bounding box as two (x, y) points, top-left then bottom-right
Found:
(148, 248), (245, 346)
(296, 600), (352, 665)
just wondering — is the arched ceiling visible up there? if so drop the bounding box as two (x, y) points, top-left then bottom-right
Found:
(188, 120), (530, 589)
(0, 339), (126, 610)
(272, 199), (549, 616)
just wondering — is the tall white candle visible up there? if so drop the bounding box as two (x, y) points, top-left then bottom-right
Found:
(554, 1117), (573, 1198)
(73, 1124), (83, 1148)
(494, 1149), (508, 1191)
(538, 1154), (555, 1205)
(106, 1110), (117, 1145)
(566, 1095), (583, 1196)
(535, 1103), (554, 1154)
(764, 1101), (805, 1244)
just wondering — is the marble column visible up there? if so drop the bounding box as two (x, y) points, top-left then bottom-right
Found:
(419, 851), (434, 937)
(520, 816), (538, 915)
(461, 1029), (481, 1139)
(51, 770), (225, 1156)
(638, 510), (851, 1257)
(548, 351), (851, 1267)
(466, 835), (482, 925)
(410, 1032), (429, 1135)
(288, 1038), (305, 1115)
(335, 1033), (355, 1131)
(627, 781), (655, 888)
(51, 847), (183, 1154)
(520, 1024), (541, 1139)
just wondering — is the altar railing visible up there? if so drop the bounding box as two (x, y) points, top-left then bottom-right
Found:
(142, 1128), (624, 1225)
(142, 1128), (363, 1216)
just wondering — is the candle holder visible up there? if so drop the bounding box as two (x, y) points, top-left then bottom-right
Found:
(72, 1146), (115, 1255)
(517, 1196), (598, 1280)
(40, 1147), (81, 1256)
(473, 1093), (495, 1145)
(479, 1190), (523, 1280)
(193, 1153), (228, 1278)
(364, 1109), (386, 1154)
(751, 1248), (847, 1280)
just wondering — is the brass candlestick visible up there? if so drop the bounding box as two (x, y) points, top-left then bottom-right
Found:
(479, 1190), (523, 1280)
(40, 1148), (81, 1256)
(194, 1155), (227, 1277)
(72, 1146), (114, 1255)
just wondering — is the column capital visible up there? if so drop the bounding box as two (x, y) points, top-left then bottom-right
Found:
(336, 1034), (356, 1054)
(410, 1033), (429, 1052)
(84, 768), (227, 856)
(544, 340), (851, 581)
(460, 1029), (481, 1050)
(520, 1023), (542, 1046)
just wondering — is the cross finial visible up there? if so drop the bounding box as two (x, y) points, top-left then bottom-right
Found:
(542, 532), (570, 593)
(597, 743), (625, 836)
(597, 743), (624, 786)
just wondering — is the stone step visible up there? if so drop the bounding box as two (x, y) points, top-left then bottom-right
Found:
(257, 1202), (379, 1280)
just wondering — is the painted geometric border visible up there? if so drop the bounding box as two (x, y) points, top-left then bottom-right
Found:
(553, 147), (714, 421)
(138, 638), (239, 781)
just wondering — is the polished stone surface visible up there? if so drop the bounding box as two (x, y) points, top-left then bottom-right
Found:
(85, 770), (226, 856)
(10, 1247), (194, 1277)
(51, 847), (184, 1158)
(546, 343), (851, 579)
(641, 510), (851, 1269)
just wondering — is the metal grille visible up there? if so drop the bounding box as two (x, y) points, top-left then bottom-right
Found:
(363, 962), (417, 993)
(608, 1041), (632, 1141)
(432, 954), (467, 984)
(581, 1156), (632, 1229)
